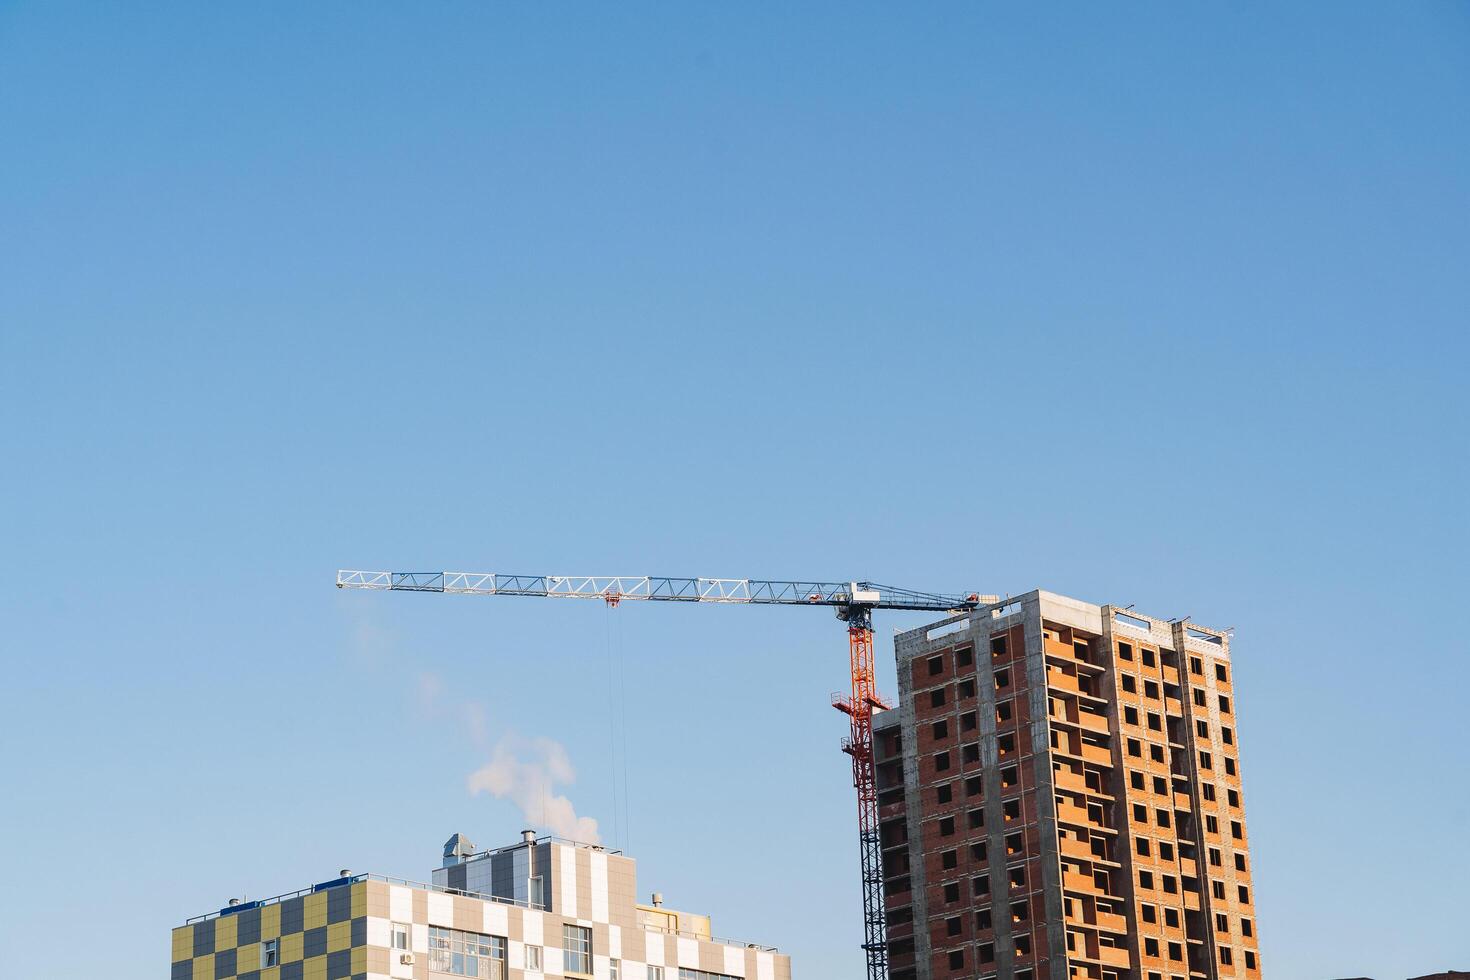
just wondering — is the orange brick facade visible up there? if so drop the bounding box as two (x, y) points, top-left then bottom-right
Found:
(877, 591), (1261, 980)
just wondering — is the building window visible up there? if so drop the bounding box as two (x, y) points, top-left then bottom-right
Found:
(1124, 706), (1139, 725)
(941, 849), (958, 870)
(928, 655), (945, 676)
(1245, 950), (1257, 969)
(1168, 942), (1182, 961)
(610, 960), (620, 980)
(937, 783), (953, 804)
(943, 881), (960, 903)
(934, 751), (951, 773)
(1193, 689), (1206, 706)
(1202, 783), (1216, 802)
(956, 647), (973, 668)
(648, 968), (664, 980)
(391, 923), (410, 951)
(1130, 770), (1145, 790)
(261, 939), (279, 968)
(1142, 649), (1156, 667)
(1219, 946), (1234, 966)
(1190, 656), (1203, 675)
(932, 720), (949, 740)
(948, 950), (965, 971)
(1121, 674), (1136, 693)
(428, 927), (507, 979)
(525, 945), (542, 971)
(1144, 937), (1159, 956)
(1144, 680), (1159, 699)
(1128, 737), (1142, 757)
(939, 816), (955, 836)
(562, 925), (592, 976)
(1149, 744), (1165, 764)
(1135, 837), (1151, 857)
(1222, 726), (1234, 745)
(1219, 695), (1232, 713)
(1225, 757), (1237, 776)
(530, 876), (545, 909)
(958, 679), (976, 699)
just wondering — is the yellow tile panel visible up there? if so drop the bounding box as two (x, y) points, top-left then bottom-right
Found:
(350, 948), (366, 974)
(303, 892), (327, 929)
(192, 953), (214, 980)
(215, 915), (238, 951)
(327, 921), (351, 952)
(351, 882), (367, 918)
(261, 904), (281, 940)
(280, 932), (303, 963)
(237, 943), (260, 971)
(303, 954), (326, 980)
(172, 926), (193, 961)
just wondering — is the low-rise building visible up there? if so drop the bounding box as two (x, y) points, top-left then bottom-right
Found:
(171, 831), (791, 980)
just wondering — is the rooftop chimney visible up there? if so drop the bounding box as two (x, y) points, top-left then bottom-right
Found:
(339, 869), (350, 879)
(522, 829), (536, 844)
(651, 892), (663, 907)
(228, 898), (240, 907)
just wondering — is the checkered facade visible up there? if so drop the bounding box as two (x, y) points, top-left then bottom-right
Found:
(172, 840), (792, 980)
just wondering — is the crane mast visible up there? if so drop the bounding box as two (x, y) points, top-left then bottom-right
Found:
(338, 569), (987, 980)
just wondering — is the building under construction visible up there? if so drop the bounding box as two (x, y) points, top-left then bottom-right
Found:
(170, 831), (791, 980)
(877, 590), (1262, 980)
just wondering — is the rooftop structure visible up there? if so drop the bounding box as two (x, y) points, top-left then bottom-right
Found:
(876, 590), (1262, 980)
(171, 831), (791, 980)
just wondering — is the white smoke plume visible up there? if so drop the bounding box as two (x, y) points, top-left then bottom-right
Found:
(467, 735), (602, 845)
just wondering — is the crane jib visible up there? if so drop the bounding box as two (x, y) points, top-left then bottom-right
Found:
(335, 570), (983, 613)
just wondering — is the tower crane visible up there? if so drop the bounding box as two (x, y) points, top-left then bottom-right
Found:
(336, 569), (987, 980)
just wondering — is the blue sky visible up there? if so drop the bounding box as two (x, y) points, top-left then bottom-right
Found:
(2, 3), (1467, 978)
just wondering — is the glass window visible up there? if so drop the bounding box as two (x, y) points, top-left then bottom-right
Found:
(648, 968), (665, 980)
(526, 945), (542, 971)
(562, 924), (592, 975)
(391, 923), (410, 951)
(610, 959), (620, 980)
(428, 926), (507, 979)
(678, 971), (742, 980)
(261, 939), (278, 968)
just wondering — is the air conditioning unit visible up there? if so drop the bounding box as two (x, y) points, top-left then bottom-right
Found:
(399, 953), (415, 965)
